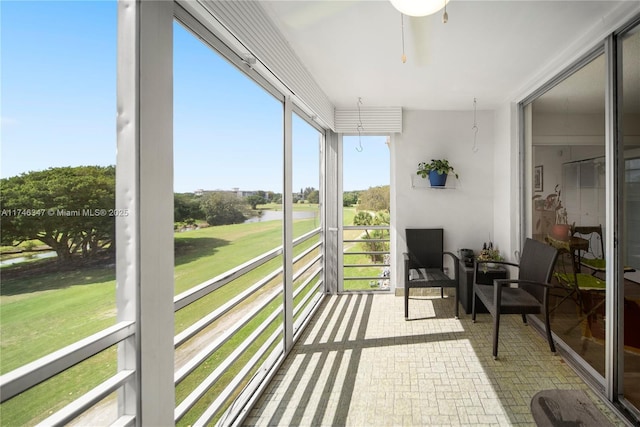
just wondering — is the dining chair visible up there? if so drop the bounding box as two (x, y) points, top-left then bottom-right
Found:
(571, 224), (604, 273)
(546, 235), (606, 338)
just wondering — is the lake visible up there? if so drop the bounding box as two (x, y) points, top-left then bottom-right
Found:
(245, 209), (318, 223)
(0, 250), (57, 267)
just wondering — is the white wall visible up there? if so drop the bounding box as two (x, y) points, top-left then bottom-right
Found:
(493, 103), (518, 261)
(391, 109), (497, 290)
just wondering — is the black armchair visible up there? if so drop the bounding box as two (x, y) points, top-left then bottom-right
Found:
(472, 238), (559, 359)
(404, 228), (459, 319)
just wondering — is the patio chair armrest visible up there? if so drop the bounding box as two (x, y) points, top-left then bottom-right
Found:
(494, 278), (553, 289)
(403, 252), (413, 270)
(443, 251), (460, 263)
(443, 251), (460, 279)
(476, 260), (519, 269)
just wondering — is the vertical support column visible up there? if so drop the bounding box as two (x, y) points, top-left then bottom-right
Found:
(116, 0), (175, 424)
(324, 131), (340, 294)
(388, 134), (398, 293)
(337, 134), (344, 292)
(521, 103), (533, 243)
(604, 34), (622, 401)
(283, 97), (294, 352)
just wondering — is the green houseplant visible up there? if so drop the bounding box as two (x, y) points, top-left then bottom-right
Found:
(417, 159), (459, 187)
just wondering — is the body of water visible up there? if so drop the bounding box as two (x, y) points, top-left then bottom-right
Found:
(0, 250), (57, 266)
(245, 210), (318, 223)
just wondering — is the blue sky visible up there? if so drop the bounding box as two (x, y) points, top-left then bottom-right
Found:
(1, 1), (389, 193)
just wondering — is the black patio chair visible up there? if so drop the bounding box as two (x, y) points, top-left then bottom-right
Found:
(472, 238), (559, 359)
(404, 228), (459, 319)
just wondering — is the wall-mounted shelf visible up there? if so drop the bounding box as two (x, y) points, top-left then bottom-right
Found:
(410, 174), (457, 190)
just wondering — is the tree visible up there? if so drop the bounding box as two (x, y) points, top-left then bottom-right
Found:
(246, 194), (266, 210)
(343, 191), (359, 207)
(0, 166), (116, 262)
(307, 189), (319, 204)
(302, 187), (316, 200)
(271, 193), (282, 204)
(174, 192), (205, 223)
(264, 191), (276, 203)
(353, 210), (390, 263)
(358, 185), (390, 212)
(200, 192), (248, 226)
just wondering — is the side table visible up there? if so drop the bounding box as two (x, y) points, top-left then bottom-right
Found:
(459, 262), (509, 314)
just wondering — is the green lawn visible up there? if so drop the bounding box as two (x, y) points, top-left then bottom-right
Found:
(0, 205), (386, 425)
(0, 213), (324, 426)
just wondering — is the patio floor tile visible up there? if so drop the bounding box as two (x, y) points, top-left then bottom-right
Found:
(245, 293), (624, 426)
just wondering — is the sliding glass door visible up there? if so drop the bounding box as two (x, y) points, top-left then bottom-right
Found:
(620, 23), (640, 415)
(526, 51), (608, 379)
(522, 16), (640, 419)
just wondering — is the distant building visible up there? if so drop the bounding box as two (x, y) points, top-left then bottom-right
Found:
(195, 188), (260, 199)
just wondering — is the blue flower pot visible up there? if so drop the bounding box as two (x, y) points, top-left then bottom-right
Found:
(428, 171), (448, 187)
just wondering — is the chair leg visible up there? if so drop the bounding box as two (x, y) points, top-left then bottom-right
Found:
(522, 314), (527, 324)
(405, 287), (409, 319)
(441, 287), (444, 299)
(454, 288), (459, 319)
(493, 312), (501, 359)
(472, 291), (477, 323)
(545, 311), (556, 353)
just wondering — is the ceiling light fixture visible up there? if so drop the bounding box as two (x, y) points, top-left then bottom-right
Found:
(390, 0), (450, 17)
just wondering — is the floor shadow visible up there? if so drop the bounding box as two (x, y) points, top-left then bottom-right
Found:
(256, 294), (467, 426)
(265, 293), (357, 426)
(248, 292), (624, 426)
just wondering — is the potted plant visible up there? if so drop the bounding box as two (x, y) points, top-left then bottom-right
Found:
(417, 159), (459, 187)
(477, 242), (502, 267)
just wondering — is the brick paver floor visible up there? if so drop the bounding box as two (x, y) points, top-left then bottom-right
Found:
(245, 293), (624, 426)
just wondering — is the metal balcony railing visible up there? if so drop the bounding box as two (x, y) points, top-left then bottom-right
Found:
(0, 228), (325, 426)
(343, 225), (390, 291)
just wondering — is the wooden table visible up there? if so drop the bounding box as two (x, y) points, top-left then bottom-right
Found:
(545, 235), (589, 271)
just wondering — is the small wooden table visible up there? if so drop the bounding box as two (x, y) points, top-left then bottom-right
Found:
(546, 235), (589, 271)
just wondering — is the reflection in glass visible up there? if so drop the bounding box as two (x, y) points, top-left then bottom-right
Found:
(621, 25), (640, 411)
(529, 54), (607, 378)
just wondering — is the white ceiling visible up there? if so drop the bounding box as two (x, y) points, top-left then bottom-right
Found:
(260, 0), (637, 112)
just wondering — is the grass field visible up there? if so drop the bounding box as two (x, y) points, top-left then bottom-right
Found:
(0, 205), (390, 425)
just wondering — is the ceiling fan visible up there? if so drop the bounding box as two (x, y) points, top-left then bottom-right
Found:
(394, 0), (450, 64)
(390, 0), (449, 20)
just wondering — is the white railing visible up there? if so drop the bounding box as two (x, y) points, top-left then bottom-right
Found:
(0, 228), (325, 426)
(343, 225), (390, 290)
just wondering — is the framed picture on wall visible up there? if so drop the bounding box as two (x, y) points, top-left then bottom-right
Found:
(534, 165), (543, 192)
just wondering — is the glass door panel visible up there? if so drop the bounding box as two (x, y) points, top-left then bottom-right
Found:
(621, 24), (640, 412)
(529, 53), (607, 378)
